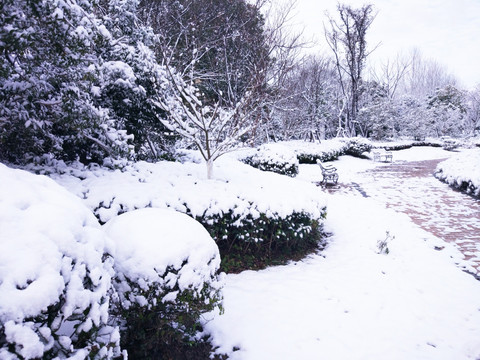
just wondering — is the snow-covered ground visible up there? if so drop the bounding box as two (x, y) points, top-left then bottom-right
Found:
(204, 146), (480, 360)
(2, 145), (480, 360)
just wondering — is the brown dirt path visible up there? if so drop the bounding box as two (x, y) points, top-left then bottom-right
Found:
(332, 158), (480, 275)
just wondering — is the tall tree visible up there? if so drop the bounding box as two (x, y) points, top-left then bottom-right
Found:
(397, 48), (459, 99)
(324, 3), (376, 137)
(427, 84), (467, 137)
(138, 0), (269, 107)
(465, 85), (480, 136)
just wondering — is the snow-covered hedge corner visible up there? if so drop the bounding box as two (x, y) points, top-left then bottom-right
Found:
(40, 156), (327, 272)
(435, 149), (480, 198)
(0, 164), (120, 359)
(340, 137), (372, 157)
(241, 143), (299, 176)
(104, 208), (223, 358)
(283, 140), (347, 164)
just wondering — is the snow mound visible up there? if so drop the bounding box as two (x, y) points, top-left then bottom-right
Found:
(435, 148), (480, 197)
(0, 164), (119, 359)
(104, 208), (223, 357)
(104, 208), (222, 309)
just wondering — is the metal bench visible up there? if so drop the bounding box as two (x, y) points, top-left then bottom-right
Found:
(372, 150), (393, 162)
(316, 160), (339, 185)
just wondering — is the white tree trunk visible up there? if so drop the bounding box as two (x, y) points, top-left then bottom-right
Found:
(206, 158), (214, 179)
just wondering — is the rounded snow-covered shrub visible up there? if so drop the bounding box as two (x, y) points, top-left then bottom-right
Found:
(0, 164), (120, 360)
(104, 208), (223, 359)
(342, 137), (372, 157)
(242, 143), (299, 176)
(292, 139), (347, 164)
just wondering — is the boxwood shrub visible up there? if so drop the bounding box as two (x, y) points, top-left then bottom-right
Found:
(241, 144), (299, 177)
(104, 208), (224, 360)
(341, 137), (373, 157)
(198, 208), (326, 273)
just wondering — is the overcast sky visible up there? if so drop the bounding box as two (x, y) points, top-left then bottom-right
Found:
(291, 0), (480, 90)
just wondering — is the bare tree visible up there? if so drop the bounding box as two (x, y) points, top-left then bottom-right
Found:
(254, 0), (315, 143)
(153, 65), (259, 179)
(272, 55), (339, 141)
(397, 48), (459, 99)
(324, 3), (377, 137)
(370, 54), (411, 99)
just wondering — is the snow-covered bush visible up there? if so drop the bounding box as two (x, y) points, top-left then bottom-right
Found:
(341, 137), (373, 157)
(0, 164), (120, 359)
(104, 208), (223, 359)
(241, 143), (299, 176)
(201, 210), (324, 272)
(435, 149), (480, 198)
(372, 138), (442, 151)
(276, 140), (347, 164)
(40, 156), (327, 272)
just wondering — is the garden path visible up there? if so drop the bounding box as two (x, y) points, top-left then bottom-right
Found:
(331, 157), (480, 276)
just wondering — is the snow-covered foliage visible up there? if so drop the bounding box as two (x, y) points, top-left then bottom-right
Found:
(435, 149), (480, 197)
(0, 0), (135, 163)
(340, 137), (373, 157)
(279, 139), (348, 164)
(38, 155), (326, 231)
(372, 138), (443, 151)
(27, 154), (326, 273)
(0, 164), (120, 359)
(105, 208), (223, 358)
(241, 143), (299, 176)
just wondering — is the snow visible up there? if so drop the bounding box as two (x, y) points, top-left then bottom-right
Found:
(435, 148), (480, 197)
(45, 155), (326, 227)
(203, 149), (480, 359)
(2, 143), (480, 359)
(104, 208), (221, 308)
(0, 163), (119, 358)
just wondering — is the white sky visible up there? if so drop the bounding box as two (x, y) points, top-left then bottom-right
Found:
(291, 0), (480, 90)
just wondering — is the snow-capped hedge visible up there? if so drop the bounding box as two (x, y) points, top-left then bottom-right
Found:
(105, 208), (223, 358)
(0, 164), (120, 359)
(340, 137), (373, 157)
(241, 143), (299, 176)
(35, 156), (327, 271)
(434, 149), (480, 198)
(249, 140), (347, 165)
(373, 138), (445, 151)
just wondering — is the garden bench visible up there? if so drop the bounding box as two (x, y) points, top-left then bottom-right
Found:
(372, 149), (393, 162)
(316, 160), (339, 185)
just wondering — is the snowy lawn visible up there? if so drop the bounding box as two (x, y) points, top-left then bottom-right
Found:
(3, 144), (480, 359)
(203, 146), (480, 360)
(204, 194), (480, 360)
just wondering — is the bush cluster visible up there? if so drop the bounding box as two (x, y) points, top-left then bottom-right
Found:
(241, 144), (299, 176)
(0, 166), (224, 360)
(296, 147), (345, 164)
(341, 137), (373, 157)
(104, 208), (224, 360)
(198, 209), (326, 273)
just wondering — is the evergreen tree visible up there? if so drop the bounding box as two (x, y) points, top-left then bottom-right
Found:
(0, 0), (132, 163)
